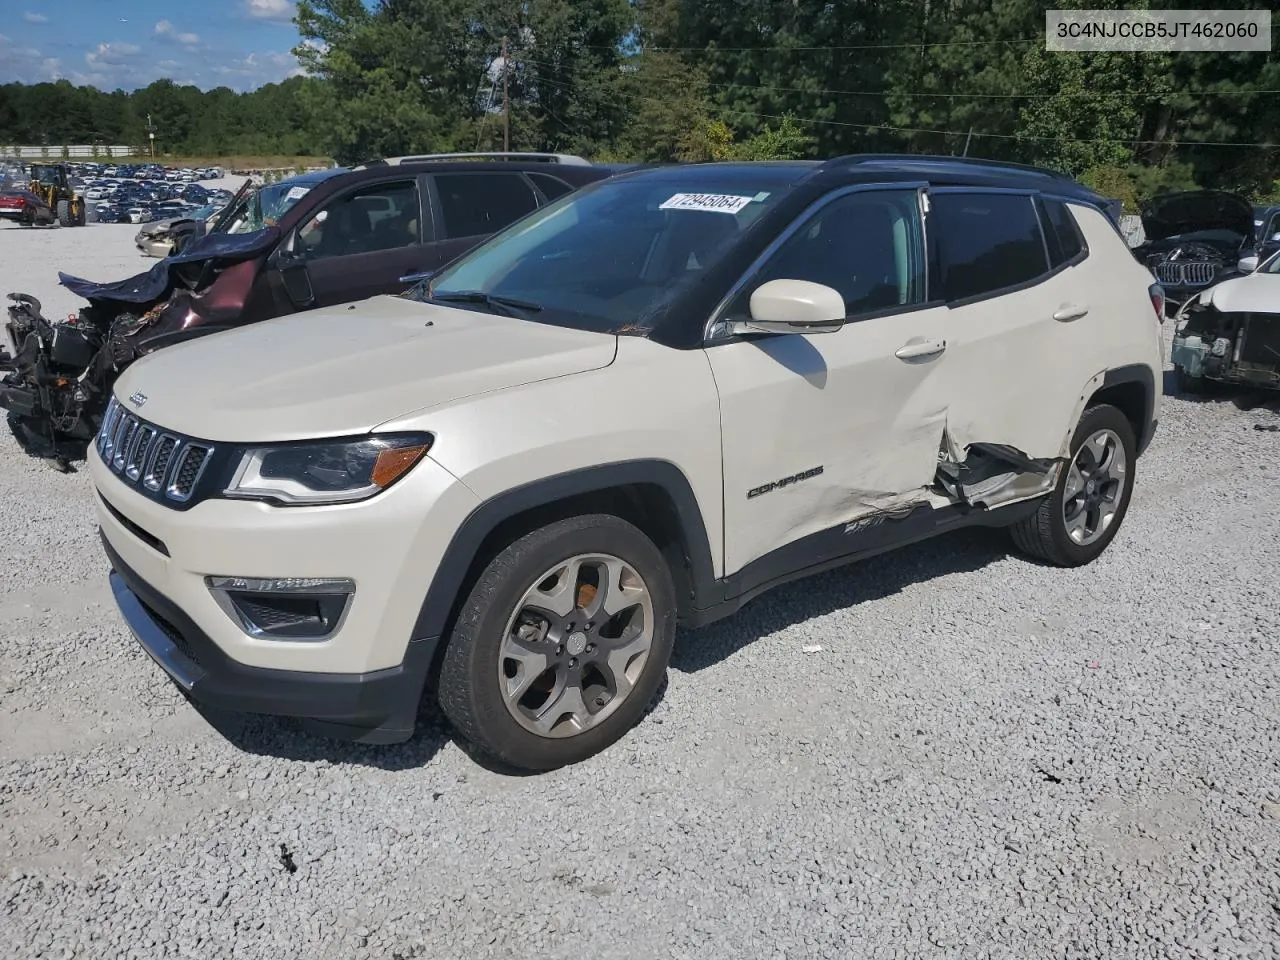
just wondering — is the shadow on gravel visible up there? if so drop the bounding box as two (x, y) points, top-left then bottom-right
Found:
(190, 680), (673, 776)
(191, 702), (456, 772)
(671, 526), (1011, 674)
(1162, 369), (1280, 413)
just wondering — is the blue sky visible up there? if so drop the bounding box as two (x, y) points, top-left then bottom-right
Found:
(0, 0), (309, 91)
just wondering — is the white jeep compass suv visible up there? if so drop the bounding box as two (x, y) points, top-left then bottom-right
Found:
(90, 156), (1165, 771)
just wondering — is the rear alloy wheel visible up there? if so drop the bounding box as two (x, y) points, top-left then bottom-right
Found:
(1009, 403), (1136, 567)
(438, 514), (676, 770)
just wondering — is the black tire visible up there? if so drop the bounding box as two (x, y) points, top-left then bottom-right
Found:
(1009, 403), (1137, 568)
(438, 514), (677, 771)
(74, 202), (86, 226)
(1174, 364), (1205, 395)
(56, 199), (71, 227)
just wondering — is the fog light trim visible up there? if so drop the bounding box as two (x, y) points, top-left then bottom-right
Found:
(206, 576), (355, 642)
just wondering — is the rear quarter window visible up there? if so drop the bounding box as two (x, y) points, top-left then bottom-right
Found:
(1038, 198), (1086, 267)
(930, 192), (1049, 302)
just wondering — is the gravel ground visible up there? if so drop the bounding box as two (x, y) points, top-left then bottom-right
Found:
(2, 222), (1279, 959)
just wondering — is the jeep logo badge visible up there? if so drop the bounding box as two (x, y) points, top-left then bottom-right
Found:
(128, 391), (148, 408)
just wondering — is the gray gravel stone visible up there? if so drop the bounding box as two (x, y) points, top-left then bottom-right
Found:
(2, 235), (1280, 958)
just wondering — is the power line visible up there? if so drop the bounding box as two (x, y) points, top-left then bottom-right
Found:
(517, 65), (1278, 148)
(517, 54), (1280, 101)
(582, 37), (1050, 53)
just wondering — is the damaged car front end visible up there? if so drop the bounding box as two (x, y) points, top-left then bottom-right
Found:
(1, 227), (279, 466)
(1170, 250), (1280, 393)
(1131, 190), (1254, 308)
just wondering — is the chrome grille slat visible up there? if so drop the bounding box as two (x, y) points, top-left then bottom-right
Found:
(143, 435), (179, 492)
(125, 426), (157, 481)
(1156, 261), (1217, 286)
(112, 416), (138, 470)
(95, 401), (214, 506)
(167, 444), (211, 502)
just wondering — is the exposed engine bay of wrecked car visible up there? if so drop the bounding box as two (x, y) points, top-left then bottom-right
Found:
(1, 227), (278, 465)
(1170, 269), (1280, 391)
(1131, 191), (1254, 302)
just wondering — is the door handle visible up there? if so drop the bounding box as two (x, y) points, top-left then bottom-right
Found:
(1053, 303), (1089, 322)
(894, 338), (947, 361)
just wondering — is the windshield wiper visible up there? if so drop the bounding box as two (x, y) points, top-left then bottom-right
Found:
(429, 290), (543, 317)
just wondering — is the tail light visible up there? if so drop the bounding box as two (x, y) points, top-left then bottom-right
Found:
(1148, 283), (1165, 324)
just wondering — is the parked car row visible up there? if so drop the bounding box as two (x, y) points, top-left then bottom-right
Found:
(5, 150), (1168, 771)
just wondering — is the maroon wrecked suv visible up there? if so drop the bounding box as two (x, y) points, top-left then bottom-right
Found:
(1, 153), (618, 466)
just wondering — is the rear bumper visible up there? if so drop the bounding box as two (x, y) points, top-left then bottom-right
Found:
(104, 533), (438, 744)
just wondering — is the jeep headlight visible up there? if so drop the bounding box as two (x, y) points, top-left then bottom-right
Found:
(224, 434), (432, 505)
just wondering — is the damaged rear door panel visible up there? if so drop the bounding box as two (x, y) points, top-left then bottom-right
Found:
(707, 185), (951, 574)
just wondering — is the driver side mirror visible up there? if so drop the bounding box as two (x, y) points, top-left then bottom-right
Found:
(1238, 252), (1259, 273)
(732, 279), (847, 335)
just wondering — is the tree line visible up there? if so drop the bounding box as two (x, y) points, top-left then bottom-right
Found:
(3, 0), (1278, 205)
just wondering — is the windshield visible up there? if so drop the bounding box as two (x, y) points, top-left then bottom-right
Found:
(217, 180), (315, 234)
(414, 174), (792, 334)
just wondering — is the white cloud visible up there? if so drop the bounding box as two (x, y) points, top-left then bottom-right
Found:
(0, 34), (65, 84)
(244, 0), (296, 23)
(155, 20), (201, 47)
(85, 42), (142, 68)
(22, 11), (48, 23)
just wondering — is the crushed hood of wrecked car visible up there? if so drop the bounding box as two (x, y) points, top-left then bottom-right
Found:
(59, 226), (280, 305)
(110, 294), (619, 443)
(1196, 271), (1280, 314)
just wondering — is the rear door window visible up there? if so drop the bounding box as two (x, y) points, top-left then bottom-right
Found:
(434, 172), (540, 239)
(929, 191), (1049, 302)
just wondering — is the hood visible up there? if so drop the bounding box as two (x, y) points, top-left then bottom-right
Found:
(137, 216), (189, 235)
(113, 295), (619, 442)
(1140, 190), (1254, 242)
(60, 226), (278, 305)
(1197, 270), (1280, 313)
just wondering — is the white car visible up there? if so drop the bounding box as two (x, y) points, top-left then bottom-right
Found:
(90, 156), (1164, 771)
(126, 207), (150, 224)
(1170, 247), (1280, 392)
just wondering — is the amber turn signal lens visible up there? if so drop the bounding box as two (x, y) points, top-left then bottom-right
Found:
(371, 444), (430, 488)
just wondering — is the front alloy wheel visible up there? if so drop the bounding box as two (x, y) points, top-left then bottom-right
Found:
(439, 514), (676, 771)
(500, 554), (655, 738)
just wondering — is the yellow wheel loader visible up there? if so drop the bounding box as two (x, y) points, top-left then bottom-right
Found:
(27, 163), (87, 227)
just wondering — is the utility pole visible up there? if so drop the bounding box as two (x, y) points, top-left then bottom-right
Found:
(146, 113), (156, 158)
(961, 125), (973, 157)
(501, 36), (510, 153)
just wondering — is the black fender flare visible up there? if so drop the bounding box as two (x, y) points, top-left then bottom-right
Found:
(1099, 363), (1158, 456)
(410, 459), (718, 642)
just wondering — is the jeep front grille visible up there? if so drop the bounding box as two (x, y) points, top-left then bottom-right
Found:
(1155, 261), (1217, 287)
(96, 397), (214, 505)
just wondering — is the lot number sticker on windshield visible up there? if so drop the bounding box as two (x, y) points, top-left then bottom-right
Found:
(285, 186), (310, 202)
(660, 193), (755, 214)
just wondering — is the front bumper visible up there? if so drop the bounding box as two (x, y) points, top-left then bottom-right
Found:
(105, 534), (437, 743)
(135, 235), (173, 257)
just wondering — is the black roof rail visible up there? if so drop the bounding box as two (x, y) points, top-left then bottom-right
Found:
(822, 153), (1075, 182)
